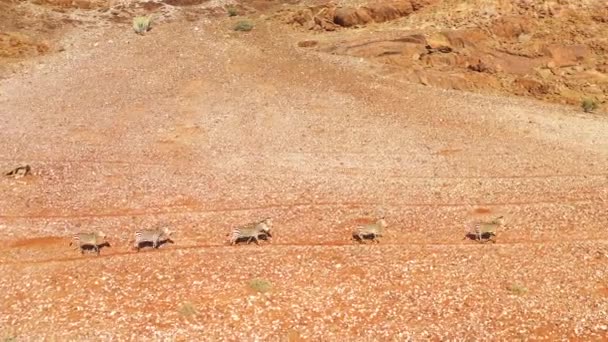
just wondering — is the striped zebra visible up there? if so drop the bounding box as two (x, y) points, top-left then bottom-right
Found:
(464, 216), (504, 243)
(133, 227), (173, 252)
(69, 231), (108, 255)
(228, 217), (273, 245)
(352, 217), (387, 243)
(5, 165), (31, 178)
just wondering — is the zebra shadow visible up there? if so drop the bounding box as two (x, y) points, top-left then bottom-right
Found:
(135, 238), (175, 251)
(464, 232), (496, 243)
(352, 233), (381, 243)
(79, 241), (112, 254)
(231, 233), (271, 245)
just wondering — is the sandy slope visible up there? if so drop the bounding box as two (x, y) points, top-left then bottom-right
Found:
(0, 13), (607, 341)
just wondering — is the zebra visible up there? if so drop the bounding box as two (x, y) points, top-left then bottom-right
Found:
(5, 165), (31, 178)
(352, 217), (387, 243)
(464, 216), (504, 243)
(228, 217), (273, 245)
(69, 231), (109, 255)
(133, 227), (173, 252)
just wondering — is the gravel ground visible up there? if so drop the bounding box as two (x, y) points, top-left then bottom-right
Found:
(0, 4), (607, 341)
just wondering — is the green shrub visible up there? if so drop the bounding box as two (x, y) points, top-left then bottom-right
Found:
(234, 20), (254, 32)
(133, 15), (153, 35)
(226, 6), (238, 17)
(581, 98), (598, 113)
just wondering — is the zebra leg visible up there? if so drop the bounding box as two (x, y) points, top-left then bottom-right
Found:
(95, 245), (100, 255)
(253, 236), (260, 245)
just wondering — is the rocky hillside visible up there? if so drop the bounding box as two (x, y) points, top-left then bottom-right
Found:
(283, 0), (608, 108)
(2, 0), (607, 110)
(1, 0), (607, 340)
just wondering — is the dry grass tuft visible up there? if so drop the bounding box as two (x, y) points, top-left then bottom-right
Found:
(234, 20), (253, 32)
(249, 278), (271, 293)
(178, 302), (197, 318)
(226, 6), (238, 17)
(133, 15), (153, 35)
(507, 283), (528, 295)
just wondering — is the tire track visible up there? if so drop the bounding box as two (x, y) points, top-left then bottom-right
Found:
(0, 197), (604, 220)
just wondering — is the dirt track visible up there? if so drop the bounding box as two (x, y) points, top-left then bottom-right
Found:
(1, 10), (608, 341)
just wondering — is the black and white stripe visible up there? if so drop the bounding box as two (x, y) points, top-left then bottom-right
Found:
(133, 227), (172, 251)
(352, 217), (387, 243)
(465, 216), (504, 242)
(229, 218), (273, 245)
(69, 231), (107, 255)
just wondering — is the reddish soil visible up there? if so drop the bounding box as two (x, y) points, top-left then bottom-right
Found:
(0, 0), (607, 340)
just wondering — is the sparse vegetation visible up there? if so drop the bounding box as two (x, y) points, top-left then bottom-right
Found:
(249, 278), (272, 293)
(234, 20), (254, 32)
(285, 329), (302, 342)
(226, 6), (238, 17)
(581, 98), (598, 113)
(507, 283), (528, 295)
(2, 332), (17, 342)
(178, 302), (197, 317)
(133, 15), (152, 35)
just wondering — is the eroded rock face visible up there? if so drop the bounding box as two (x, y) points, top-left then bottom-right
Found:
(491, 16), (533, 39)
(288, 0), (434, 31)
(334, 7), (375, 27)
(543, 44), (592, 68)
(290, 0), (608, 107)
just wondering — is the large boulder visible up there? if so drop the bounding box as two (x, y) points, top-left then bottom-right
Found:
(365, 1), (414, 23)
(334, 0), (419, 27)
(333, 7), (374, 27)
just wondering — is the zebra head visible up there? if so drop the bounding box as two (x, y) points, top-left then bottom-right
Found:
(491, 216), (505, 226)
(258, 218), (272, 237)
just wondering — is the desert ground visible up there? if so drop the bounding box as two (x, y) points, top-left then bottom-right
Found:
(1, 0), (607, 340)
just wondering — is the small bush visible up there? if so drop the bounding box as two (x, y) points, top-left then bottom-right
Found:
(234, 20), (254, 32)
(249, 278), (271, 293)
(133, 15), (153, 35)
(507, 283), (528, 295)
(226, 6), (238, 17)
(2, 335), (17, 342)
(178, 302), (197, 317)
(581, 98), (598, 113)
